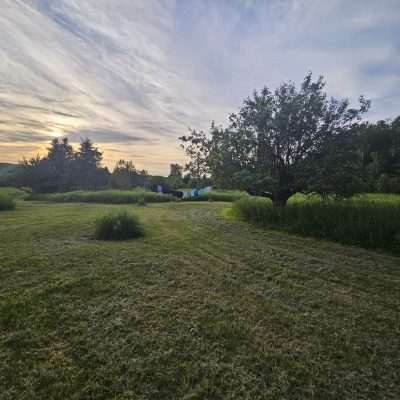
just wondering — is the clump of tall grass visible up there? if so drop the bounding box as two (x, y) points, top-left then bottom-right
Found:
(0, 195), (16, 211)
(26, 189), (175, 204)
(95, 211), (145, 240)
(232, 197), (400, 252)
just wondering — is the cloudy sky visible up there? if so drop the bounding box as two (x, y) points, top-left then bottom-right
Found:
(1, 0), (399, 174)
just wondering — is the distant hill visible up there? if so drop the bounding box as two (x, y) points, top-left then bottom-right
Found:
(0, 163), (19, 174)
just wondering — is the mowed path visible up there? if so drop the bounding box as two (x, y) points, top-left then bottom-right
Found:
(0, 201), (399, 399)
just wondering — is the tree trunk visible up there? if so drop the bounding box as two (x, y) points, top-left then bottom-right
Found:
(273, 190), (291, 207)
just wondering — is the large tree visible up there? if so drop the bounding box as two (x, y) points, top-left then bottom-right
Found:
(73, 138), (108, 190)
(181, 73), (370, 206)
(110, 160), (148, 189)
(361, 116), (400, 193)
(167, 163), (183, 189)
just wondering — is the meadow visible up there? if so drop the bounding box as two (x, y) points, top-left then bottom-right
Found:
(0, 191), (399, 399)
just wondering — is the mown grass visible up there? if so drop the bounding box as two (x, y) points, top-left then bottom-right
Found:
(0, 201), (399, 399)
(26, 189), (175, 204)
(232, 196), (400, 253)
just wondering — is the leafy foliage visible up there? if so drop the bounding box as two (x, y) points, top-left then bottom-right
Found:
(95, 211), (144, 240)
(110, 160), (148, 189)
(167, 163), (183, 189)
(181, 72), (370, 206)
(13, 138), (110, 193)
(361, 117), (400, 193)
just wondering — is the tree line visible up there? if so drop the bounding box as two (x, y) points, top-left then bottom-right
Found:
(5, 138), (196, 193)
(180, 73), (400, 206)
(3, 73), (399, 203)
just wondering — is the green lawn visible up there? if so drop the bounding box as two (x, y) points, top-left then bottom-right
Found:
(0, 200), (399, 399)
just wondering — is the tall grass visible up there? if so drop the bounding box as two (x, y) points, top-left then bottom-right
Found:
(0, 195), (16, 211)
(26, 189), (175, 204)
(232, 197), (400, 252)
(0, 187), (28, 200)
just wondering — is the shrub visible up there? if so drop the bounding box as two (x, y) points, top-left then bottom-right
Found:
(95, 211), (145, 240)
(26, 189), (175, 204)
(183, 190), (248, 202)
(0, 195), (16, 211)
(232, 197), (400, 252)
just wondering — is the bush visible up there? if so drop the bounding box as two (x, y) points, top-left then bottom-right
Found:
(232, 197), (400, 252)
(0, 195), (16, 211)
(95, 211), (144, 240)
(183, 190), (248, 202)
(26, 189), (175, 204)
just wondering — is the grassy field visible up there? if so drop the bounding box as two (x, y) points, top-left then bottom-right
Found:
(0, 199), (399, 399)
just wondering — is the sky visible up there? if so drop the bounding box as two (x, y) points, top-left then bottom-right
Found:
(0, 0), (399, 174)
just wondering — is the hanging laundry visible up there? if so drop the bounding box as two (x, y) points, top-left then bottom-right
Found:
(198, 186), (212, 195)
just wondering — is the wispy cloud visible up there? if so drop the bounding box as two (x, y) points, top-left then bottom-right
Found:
(0, 0), (399, 173)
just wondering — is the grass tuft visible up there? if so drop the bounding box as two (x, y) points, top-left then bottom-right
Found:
(95, 211), (145, 240)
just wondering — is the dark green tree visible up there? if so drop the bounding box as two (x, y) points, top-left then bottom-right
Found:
(74, 138), (107, 190)
(110, 160), (148, 189)
(181, 73), (370, 206)
(167, 163), (183, 189)
(361, 116), (400, 193)
(14, 137), (109, 192)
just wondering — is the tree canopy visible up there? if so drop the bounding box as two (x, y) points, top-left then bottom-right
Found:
(181, 72), (371, 206)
